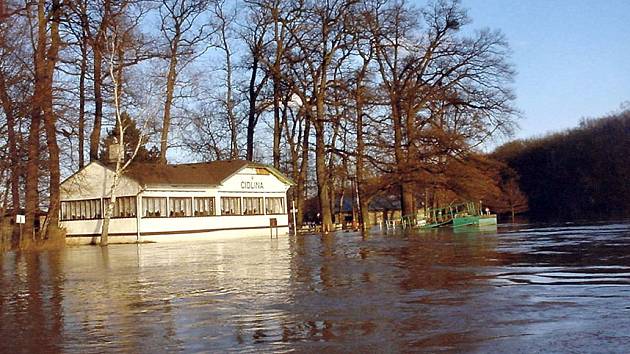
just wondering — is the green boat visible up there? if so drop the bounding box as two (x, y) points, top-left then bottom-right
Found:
(452, 214), (497, 228)
(419, 201), (497, 229)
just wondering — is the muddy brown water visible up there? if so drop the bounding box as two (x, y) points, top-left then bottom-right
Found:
(1, 222), (629, 353)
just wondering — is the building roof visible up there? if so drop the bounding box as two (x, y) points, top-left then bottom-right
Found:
(120, 160), (294, 186)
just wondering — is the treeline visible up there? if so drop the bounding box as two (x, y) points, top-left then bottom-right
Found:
(0, 0), (518, 239)
(493, 109), (630, 221)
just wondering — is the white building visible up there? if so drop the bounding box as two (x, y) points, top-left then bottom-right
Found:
(60, 160), (293, 245)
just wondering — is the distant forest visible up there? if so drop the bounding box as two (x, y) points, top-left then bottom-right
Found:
(493, 109), (630, 221)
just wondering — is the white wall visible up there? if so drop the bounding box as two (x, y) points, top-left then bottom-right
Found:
(61, 162), (140, 200)
(220, 167), (290, 194)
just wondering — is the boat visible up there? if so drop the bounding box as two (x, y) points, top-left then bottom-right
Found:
(452, 214), (497, 228)
(419, 201), (497, 229)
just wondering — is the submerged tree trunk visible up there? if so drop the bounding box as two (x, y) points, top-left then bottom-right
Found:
(41, 0), (62, 236)
(296, 119), (310, 228)
(24, 109), (40, 240)
(100, 186), (117, 246)
(314, 123), (332, 232)
(355, 95), (370, 229)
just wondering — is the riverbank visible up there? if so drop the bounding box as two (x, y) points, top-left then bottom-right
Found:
(0, 218), (65, 252)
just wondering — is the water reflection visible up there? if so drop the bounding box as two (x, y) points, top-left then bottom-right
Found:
(0, 251), (64, 353)
(1, 222), (629, 352)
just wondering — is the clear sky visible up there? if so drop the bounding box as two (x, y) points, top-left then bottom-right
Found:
(438, 0), (630, 141)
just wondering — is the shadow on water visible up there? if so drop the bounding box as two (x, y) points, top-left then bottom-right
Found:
(1, 222), (629, 353)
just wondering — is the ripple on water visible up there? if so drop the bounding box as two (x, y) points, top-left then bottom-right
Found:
(1, 222), (630, 352)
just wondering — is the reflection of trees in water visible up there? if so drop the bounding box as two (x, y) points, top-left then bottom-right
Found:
(0, 252), (64, 353)
(396, 230), (501, 291)
(283, 232), (408, 346)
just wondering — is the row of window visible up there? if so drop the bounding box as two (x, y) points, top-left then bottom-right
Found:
(60, 196), (285, 221)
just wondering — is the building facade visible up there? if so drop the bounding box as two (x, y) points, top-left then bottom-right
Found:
(60, 160), (293, 245)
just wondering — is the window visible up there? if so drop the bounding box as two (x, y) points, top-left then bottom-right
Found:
(61, 199), (102, 220)
(243, 197), (264, 215)
(142, 197), (167, 217)
(170, 197), (192, 217)
(103, 196), (137, 218)
(195, 197), (215, 216)
(266, 197), (285, 214)
(221, 197), (241, 215)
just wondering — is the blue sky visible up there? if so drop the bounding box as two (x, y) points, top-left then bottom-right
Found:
(438, 0), (630, 141)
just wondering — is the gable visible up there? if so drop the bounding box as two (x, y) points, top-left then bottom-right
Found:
(219, 166), (292, 193)
(60, 162), (141, 200)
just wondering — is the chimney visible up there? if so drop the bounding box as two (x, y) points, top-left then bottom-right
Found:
(107, 139), (123, 163)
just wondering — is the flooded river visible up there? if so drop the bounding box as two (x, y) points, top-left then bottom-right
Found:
(1, 222), (630, 353)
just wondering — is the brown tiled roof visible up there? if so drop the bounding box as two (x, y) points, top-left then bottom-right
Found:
(125, 160), (250, 186)
(120, 160), (294, 186)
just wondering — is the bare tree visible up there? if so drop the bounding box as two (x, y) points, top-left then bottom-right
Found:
(21, 0), (62, 240)
(100, 35), (150, 246)
(368, 0), (515, 219)
(157, 0), (212, 163)
(88, 0), (113, 162)
(240, 5), (270, 161)
(0, 9), (28, 217)
(212, 0), (239, 159)
(284, 0), (356, 232)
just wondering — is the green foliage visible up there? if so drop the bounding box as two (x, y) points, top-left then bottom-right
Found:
(99, 112), (160, 163)
(493, 110), (630, 221)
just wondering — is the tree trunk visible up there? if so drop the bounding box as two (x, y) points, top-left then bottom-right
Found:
(401, 182), (415, 218)
(272, 78), (281, 168)
(270, 3), (284, 169)
(218, 20), (238, 159)
(101, 195), (115, 246)
(89, 0), (110, 162)
(355, 82), (369, 229)
(356, 130), (370, 229)
(38, 0), (62, 237)
(246, 55), (259, 161)
(24, 0), (52, 241)
(78, 45), (86, 168)
(0, 71), (20, 213)
(314, 123), (332, 232)
(296, 119), (310, 228)
(90, 41), (103, 161)
(43, 107), (60, 233)
(159, 34), (180, 164)
(77, 5), (90, 169)
(24, 112), (41, 240)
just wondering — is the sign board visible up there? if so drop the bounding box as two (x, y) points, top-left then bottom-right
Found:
(16, 215), (26, 224)
(241, 180), (264, 190)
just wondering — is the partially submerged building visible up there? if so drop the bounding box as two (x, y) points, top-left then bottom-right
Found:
(60, 160), (293, 245)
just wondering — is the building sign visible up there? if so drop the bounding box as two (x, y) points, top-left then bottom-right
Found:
(241, 180), (264, 190)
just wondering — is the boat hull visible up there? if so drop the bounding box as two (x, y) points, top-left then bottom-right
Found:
(452, 215), (497, 228)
